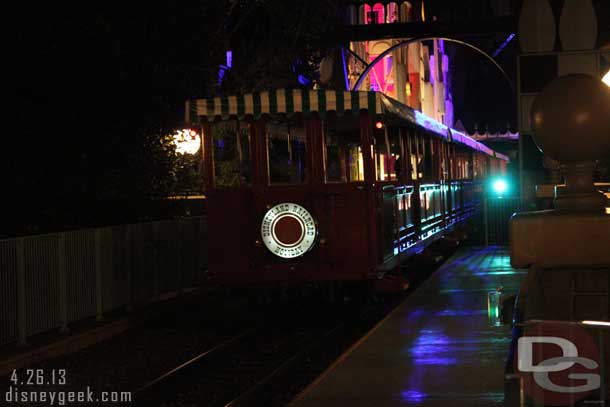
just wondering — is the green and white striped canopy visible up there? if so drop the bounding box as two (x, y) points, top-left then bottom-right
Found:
(185, 88), (508, 161)
(186, 89), (383, 123)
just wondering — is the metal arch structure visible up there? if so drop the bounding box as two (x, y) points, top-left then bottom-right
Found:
(345, 47), (368, 67)
(351, 36), (515, 94)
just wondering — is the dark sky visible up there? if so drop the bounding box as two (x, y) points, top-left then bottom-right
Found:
(6, 1), (608, 236)
(6, 3), (223, 235)
(448, 37), (518, 133)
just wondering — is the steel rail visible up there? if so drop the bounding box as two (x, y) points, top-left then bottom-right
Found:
(133, 328), (256, 396)
(223, 322), (348, 407)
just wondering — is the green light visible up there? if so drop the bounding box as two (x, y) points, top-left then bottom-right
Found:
(492, 179), (508, 195)
(488, 291), (503, 326)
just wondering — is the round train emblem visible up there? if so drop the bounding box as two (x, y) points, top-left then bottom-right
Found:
(261, 203), (317, 258)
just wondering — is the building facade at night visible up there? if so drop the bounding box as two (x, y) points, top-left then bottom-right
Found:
(344, 2), (455, 127)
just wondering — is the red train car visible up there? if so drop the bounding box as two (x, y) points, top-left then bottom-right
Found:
(186, 89), (507, 292)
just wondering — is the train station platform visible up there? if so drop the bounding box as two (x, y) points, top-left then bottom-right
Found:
(293, 245), (527, 407)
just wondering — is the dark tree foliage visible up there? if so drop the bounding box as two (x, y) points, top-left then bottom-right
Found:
(7, 3), (222, 237)
(7, 1), (344, 237)
(217, 0), (345, 93)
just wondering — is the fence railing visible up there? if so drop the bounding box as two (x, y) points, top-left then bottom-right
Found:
(483, 197), (521, 245)
(0, 217), (207, 347)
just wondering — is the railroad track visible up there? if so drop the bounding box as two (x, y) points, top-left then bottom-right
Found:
(132, 329), (255, 397)
(223, 322), (348, 407)
(131, 242), (458, 407)
(132, 304), (358, 407)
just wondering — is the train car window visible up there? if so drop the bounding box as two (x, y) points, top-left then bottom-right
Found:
(405, 131), (418, 181)
(473, 155), (481, 178)
(212, 120), (251, 188)
(347, 144), (365, 182)
(456, 150), (471, 179)
(416, 134), (425, 179)
(267, 118), (307, 184)
(440, 141), (449, 180)
(324, 117), (364, 183)
(323, 127), (347, 183)
(423, 137), (434, 179)
(374, 127), (400, 182)
(448, 144), (455, 180)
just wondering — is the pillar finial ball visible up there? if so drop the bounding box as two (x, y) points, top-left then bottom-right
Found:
(530, 74), (610, 162)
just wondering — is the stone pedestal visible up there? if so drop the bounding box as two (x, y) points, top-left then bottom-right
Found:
(509, 74), (610, 403)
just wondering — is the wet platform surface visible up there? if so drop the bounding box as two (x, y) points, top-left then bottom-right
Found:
(293, 245), (527, 406)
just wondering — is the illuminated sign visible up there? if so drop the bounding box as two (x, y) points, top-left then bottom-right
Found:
(261, 203), (317, 259)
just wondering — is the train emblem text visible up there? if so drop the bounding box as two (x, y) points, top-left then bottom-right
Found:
(261, 203), (317, 259)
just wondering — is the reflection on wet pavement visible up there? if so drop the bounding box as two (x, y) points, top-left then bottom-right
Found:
(293, 246), (527, 407)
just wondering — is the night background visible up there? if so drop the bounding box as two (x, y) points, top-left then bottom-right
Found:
(7, 0), (605, 238)
(2, 1), (610, 406)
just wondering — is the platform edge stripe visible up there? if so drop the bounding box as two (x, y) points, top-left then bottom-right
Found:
(289, 294), (412, 406)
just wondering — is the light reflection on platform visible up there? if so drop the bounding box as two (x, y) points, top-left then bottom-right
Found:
(293, 246), (527, 406)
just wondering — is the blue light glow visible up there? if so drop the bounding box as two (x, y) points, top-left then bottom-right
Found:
(492, 179), (507, 195)
(341, 48), (350, 91)
(409, 330), (459, 365)
(218, 68), (226, 86)
(226, 50), (233, 68)
(298, 74), (311, 86)
(492, 33), (515, 58)
(401, 390), (428, 403)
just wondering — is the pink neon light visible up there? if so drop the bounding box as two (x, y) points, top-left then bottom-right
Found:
(372, 3), (385, 24)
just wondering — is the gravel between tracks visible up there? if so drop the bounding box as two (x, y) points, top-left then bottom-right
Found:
(0, 290), (257, 400)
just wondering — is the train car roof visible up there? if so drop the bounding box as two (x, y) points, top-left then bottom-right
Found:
(186, 89), (508, 161)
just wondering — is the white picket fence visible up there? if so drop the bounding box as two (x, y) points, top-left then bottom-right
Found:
(0, 217), (206, 346)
